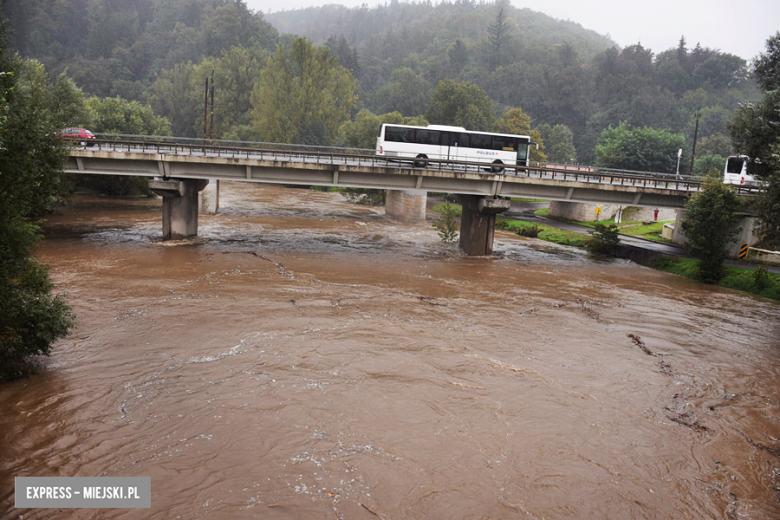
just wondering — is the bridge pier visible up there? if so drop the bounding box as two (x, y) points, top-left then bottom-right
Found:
(457, 195), (511, 256)
(385, 190), (427, 223)
(149, 178), (209, 240)
(199, 179), (219, 215)
(671, 210), (759, 259)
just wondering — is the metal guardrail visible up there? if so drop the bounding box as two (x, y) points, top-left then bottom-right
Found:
(76, 135), (761, 195)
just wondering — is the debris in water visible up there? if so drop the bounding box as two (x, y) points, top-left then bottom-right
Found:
(360, 503), (380, 517)
(664, 408), (712, 433)
(627, 334), (656, 356)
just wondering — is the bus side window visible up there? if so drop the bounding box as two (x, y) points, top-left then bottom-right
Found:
(492, 135), (515, 151)
(415, 129), (440, 146)
(385, 127), (402, 142)
(470, 134), (491, 149)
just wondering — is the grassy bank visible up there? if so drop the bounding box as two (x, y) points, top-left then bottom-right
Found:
(534, 208), (674, 243)
(430, 203), (779, 300)
(494, 218), (586, 247)
(654, 257), (780, 300)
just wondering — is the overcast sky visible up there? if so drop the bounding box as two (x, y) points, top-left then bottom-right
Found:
(245, 0), (779, 62)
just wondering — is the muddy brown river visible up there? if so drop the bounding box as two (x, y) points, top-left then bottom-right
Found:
(2, 182), (779, 519)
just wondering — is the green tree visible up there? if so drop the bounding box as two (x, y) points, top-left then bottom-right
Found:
(0, 33), (75, 382)
(49, 71), (92, 127)
(146, 62), (200, 138)
(251, 37), (357, 145)
(425, 79), (495, 131)
(194, 46), (267, 138)
(728, 33), (780, 247)
(81, 96), (171, 196)
(595, 122), (686, 172)
(487, 6), (512, 71)
(447, 39), (469, 75)
(537, 123), (577, 164)
(752, 160), (780, 250)
(86, 96), (171, 136)
(680, 178), (743, 283)
(201, 4), (242, 56)
(727, 92), (780, 180)
(692, 153), (726, 177)
(753, 31), (780, 92)
(373, 67), (432, 117)
(338, 110), (427, 150)
(494, 107), (547, 162)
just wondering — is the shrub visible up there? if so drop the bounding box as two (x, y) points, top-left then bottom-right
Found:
(433, 202), (459, 243)
(584, 223), (620, 253)
(680, 178), (743, 283)
(517, 224), (541, 237)
(341, 188), (386, 205)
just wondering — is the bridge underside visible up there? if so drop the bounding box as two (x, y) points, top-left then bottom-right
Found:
(65, 151), (695, 209)
(64, 149), (734, 255)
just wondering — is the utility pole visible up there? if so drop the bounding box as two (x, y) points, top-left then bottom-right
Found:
(209, 70), (215, 144)
(202, 73), (216, 145)
(688, 110), (699, 176)
(202, 76), (209, 145)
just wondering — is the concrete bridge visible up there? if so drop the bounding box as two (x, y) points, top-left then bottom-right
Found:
(64, 138), (757, 256)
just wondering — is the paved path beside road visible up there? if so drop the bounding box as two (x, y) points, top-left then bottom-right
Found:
(505, 202), (780, 274)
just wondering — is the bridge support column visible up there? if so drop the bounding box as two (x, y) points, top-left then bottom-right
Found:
(457, 195), (511, 256)
(672, 210), (759, 259)
(385, 190), (427, 223)
(149, 178), (209, 240)
(199, 179), (219, 215)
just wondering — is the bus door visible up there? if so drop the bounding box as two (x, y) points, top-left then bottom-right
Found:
(443, 131), (470, 163)
(516, 140), (529, 167)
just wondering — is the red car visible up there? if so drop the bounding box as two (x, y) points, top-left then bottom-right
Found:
(60, 127), (96, 147)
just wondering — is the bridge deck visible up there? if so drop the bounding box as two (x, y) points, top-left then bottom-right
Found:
(64, 140), (758, 210)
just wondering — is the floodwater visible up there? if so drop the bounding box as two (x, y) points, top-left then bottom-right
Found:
(1, 182), (779, 519)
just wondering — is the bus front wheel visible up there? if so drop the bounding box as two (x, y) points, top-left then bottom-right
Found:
(490, 160), (504, 174)
(414, 154), (428, 168)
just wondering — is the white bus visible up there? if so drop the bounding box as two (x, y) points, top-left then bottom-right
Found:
(723, 155), (757, 185)
(375, 123), (531, 173)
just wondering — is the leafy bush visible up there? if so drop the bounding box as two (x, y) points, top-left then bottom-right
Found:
(752, 264), (772, 290)
(584, 223), (620, 253)
(680, 178), (743, 283)
(341, 188), (386, 205)
(517, 224), (541, 237)
(433, 202), (459, 243)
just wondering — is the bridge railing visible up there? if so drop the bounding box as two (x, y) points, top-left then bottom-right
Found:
(92, 133), (375, 156)
(78, 135), (764, 195)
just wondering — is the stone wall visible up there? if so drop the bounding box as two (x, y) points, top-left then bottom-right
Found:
(548, 201), (676, 222)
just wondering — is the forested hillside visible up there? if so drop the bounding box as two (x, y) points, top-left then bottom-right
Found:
(0, 0), (764, 169)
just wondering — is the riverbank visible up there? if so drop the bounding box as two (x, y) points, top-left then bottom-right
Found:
(430, 201), (780, 301)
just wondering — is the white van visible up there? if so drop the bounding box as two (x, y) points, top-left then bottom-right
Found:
(723, 155), (757, 185)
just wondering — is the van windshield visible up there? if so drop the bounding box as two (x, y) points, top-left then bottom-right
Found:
(726, 157), (745, 174)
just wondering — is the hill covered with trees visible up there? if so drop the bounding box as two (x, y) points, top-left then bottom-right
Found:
(0, 0), (764, 171)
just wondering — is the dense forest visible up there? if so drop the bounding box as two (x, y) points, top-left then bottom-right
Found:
(0, 0), (765, 171)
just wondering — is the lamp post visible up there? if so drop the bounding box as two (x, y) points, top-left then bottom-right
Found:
(675, 148), (682, 179)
